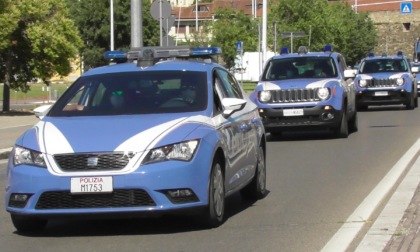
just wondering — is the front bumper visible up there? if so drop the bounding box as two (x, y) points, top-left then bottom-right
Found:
(5, 159), (210, 218)
(258, 105), (342, 132)
(356, 89), (411, 106)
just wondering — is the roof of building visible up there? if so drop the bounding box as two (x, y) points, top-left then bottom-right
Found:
(172, 0), (263, 20)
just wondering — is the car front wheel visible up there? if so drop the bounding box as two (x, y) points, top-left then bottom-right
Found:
(203, 158), (225, 228)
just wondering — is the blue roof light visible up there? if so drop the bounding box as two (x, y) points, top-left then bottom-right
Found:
(324, 44), (333, 52)
(191, 47), (222, 56)
(368, 52), (375, 57)
(280, 47), (289, 55)
(104, 50), (127, 60)
(397, 50), (403, 57)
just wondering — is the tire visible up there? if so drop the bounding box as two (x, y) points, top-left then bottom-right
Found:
(348, 111), (358, 133)
(406, 93), (415, 110)
(11, 214), (47, 233)
(203, 158), (225, 228)
(240, 145), (267, 200)
(333, 109), (348, 138)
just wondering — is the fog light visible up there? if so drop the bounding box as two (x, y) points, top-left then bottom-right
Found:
(168, 189), (193, 197)
(327, 113), (334, 119)
(9, 193), (32, 208)
(259, 109), (264, 113)
(324, 105), (333, 110)
(164, 189), (199, 204)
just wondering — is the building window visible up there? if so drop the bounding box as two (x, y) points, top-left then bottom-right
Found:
(193, 5), (209, 12)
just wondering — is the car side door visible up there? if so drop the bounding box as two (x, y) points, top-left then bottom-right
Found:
(213, 68), (257, 193)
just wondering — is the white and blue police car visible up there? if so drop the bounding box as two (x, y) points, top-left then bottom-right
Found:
(349, 51), (419, 110)
(5, 46), (267, 232)
(249, 45), (357, 138)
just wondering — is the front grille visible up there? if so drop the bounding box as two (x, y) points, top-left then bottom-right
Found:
(54, 152), (135, 172)
(35, 190), (156, 209)
(366, 78), (399, 88)
(268, 88), (322, 103)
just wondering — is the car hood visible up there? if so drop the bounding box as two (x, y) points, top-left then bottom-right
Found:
(258, 78), (338, 90)
(357, 73), (409, 79)
(16, 114), (208, 155)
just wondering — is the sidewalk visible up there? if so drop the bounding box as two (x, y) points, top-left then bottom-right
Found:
(1, 111), (420, 251)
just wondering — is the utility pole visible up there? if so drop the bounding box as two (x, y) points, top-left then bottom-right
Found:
(131, 0), (143, 48)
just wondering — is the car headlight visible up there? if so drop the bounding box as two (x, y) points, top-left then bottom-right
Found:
(141, 140), (199, 165)
(13, 146), (46, 167)
(359, 79), (367, 87)
(259, 90), (272, 103)
(396, 78), (404, 86)
(317, 87), (330, 100)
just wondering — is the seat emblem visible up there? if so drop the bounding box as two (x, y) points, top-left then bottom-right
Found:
(87, 157), (99, 166)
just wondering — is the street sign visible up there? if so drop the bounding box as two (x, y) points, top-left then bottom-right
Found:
(236, 41), (243, 53)
(401, 2), (412, 14)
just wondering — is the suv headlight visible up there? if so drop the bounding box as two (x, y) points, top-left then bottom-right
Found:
(259, 90), (272, 103)
(317, 87), (330, 100)
(359, 79), (367, 88)
(13, 146), (46, 167)
(141, 140), (199, 165)
(396, 78), (404, 86)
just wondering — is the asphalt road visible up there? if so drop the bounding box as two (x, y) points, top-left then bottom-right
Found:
(1, 105), (419, 252)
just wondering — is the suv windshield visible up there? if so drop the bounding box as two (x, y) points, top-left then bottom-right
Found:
(49, 71), (208, 117)
(262, 56), (337, 81)
(360, 59), (408, 73)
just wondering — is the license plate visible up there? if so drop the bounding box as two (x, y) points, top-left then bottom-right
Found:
(71, 177), (113, 194)
(283, 109), (304, 116)
(374, 91), (388, 96)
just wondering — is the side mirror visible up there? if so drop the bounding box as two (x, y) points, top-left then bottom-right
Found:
(222, 98), (246, 117)
(33, 104), (52, 119)
(344, 69), (356, 78)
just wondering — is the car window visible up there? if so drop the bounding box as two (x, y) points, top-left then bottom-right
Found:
(360, 59), (408, 73)
(49, 71), (208, 116)
(214, 69), (243, 99)
(262, 57), (337, 81)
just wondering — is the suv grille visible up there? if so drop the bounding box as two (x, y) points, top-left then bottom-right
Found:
(366, 78), (399, 88)
(269, 88), (322, 103)
(54, 152), (135, 172)
(35, 190), (156, 209)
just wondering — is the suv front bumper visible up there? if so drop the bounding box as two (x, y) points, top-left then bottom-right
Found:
(258, 105), (342, 132)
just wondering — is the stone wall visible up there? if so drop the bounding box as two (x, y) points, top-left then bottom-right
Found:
(369, 10), (420, 59)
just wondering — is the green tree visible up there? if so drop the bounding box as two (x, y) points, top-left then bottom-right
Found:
(66, 0), (160, 70)
(210, 8), (259, 70)
(269, 0), (376, 66)
(0, 0), (82, 111)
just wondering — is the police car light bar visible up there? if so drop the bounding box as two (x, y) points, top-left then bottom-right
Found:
(280, 47), (289, 55)
(324, 44), (333, 52)
(104, 50), (128, 63)
(397, 50), (403, 57)
(298, 46), (308, 54)
(381, 52), (387, 57)
(368, 52), (375, 57)
(126, 46), (222, 67)
(190, 47), (222, 56)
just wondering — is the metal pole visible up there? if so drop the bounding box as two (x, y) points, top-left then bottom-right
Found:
(273, 22), (277, 55)
(262, 0), (267, 65)
(291, 33), (293, 53)
(110, 0), (114, 50)
(131, 0), (143, 48)
(159, 0), (163, 46)
(195, 0), (198, 33)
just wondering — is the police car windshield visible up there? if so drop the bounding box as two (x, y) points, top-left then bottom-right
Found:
(48, 71), (208, 117)
(360, 59), (408, 74)
(262, 57), (337, 81)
